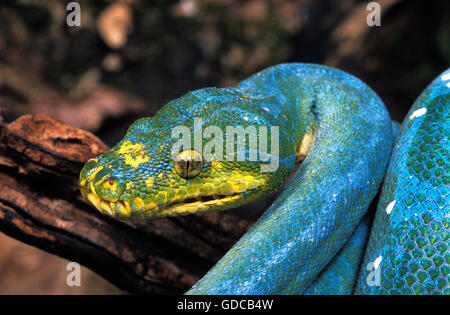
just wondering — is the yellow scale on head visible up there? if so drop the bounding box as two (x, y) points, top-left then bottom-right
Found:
(117, 141), (150, 168)
(146, 177), (153, 188)
(142, 176), (158, 213)
(117, 141), (145, 154)
(211, 160), (222, 169)
(123, 154), (149, 168)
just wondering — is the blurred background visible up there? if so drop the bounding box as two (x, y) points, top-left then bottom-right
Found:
(0, 0), (448, 294)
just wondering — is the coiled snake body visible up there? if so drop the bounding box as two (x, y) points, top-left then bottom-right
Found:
(79, 64), (449, 294)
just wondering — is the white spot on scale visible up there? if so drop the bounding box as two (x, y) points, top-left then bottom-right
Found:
(373, 256), (382, 269)
(441, 73), (450, 81)
(262, 107), (270, 112)
(409, 107), (427, 120)
(243, 116), (249, 121)
(440, 73), (450, 88)
(386, 200), (396, 215)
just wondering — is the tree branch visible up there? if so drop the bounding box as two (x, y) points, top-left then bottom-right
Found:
(0, 111), (253, 294)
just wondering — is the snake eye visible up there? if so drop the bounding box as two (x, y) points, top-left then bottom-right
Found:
(174, 149), (203, 179)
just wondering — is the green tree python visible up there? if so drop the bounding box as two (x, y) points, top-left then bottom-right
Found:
(78, 63), (449, 294)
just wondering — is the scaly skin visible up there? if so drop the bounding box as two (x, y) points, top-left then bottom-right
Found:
(355, 69), (450, 295)
(79, 63), (394, 293)
(304, 216), (370, 295)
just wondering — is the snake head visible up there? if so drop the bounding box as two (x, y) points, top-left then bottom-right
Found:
(79, 139), (271, 220)
(79, 88), (295, 220)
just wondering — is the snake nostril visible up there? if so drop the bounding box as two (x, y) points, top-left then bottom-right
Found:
(94, 173), (126, 202)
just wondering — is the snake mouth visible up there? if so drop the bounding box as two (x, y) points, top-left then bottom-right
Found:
(153, 192), (246, 218)
(80, 165), (266, 219)
(86, 192), (247, 219)
(81, 182), (260, 220)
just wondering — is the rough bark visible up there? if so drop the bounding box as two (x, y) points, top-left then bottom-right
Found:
(0, 110), (253, 294)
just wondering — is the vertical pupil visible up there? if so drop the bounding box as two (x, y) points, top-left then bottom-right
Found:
(175, 150), (202, 178)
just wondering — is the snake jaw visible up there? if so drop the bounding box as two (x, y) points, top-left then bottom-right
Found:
(83, 190), (248, 219)
(151, 192), (245, 217)
(81, 183), (134, 219)
(80, 175), (263, 219)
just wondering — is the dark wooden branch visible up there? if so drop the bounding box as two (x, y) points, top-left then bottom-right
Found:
(0, 111), (253, 294)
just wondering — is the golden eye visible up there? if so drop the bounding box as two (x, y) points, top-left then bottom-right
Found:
(174, 149), (203, 179)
